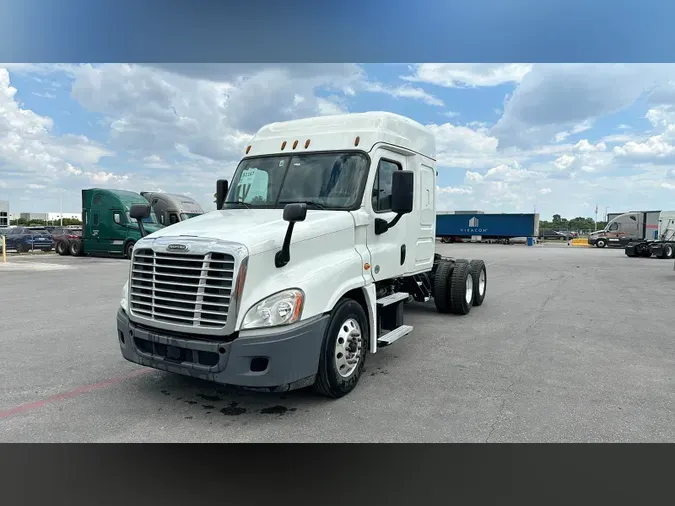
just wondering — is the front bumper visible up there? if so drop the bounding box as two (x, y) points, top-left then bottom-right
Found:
(116, 308), (329, 391)
(587, 237), (598, 245)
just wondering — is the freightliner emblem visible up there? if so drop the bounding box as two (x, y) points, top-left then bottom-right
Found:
(167, 243), (189, 252)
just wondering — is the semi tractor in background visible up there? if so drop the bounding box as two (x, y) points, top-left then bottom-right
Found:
(436, 211), (540, 243)
(587, 210), (675, 258)
(55, 188), (165, 258)
(55, 190), (205, 257)
(116, 111), (491, 399)
(141, 192), (205, 226)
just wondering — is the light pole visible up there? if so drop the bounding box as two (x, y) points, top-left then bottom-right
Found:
(604, 206), (610, 222)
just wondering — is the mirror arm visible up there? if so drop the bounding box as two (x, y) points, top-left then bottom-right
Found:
(275, 222), (296, 268)
(135, 219), (147, 238)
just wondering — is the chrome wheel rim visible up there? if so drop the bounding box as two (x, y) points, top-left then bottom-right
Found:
(335, 318), (362, 378)
(478, 268), (486, 296)
(465, 273), (474, 304)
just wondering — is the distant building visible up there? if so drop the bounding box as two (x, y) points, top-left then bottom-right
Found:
(9, 211), (80, 223)
(0, 200), (8, 227)
(20, 212), (48, 222)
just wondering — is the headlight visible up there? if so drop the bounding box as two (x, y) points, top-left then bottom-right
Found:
(120, 280), (129, 313)
(241, 289), (304, 330)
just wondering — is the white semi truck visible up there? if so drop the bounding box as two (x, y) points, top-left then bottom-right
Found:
(116, 112), (489, 398)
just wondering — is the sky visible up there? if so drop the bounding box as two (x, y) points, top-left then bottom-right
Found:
(2, 63), (675, 220)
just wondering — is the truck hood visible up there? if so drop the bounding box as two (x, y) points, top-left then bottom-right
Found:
(143, 208), (355, 255)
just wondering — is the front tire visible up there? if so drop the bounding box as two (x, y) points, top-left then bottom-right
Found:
(125, 241), (135, 259)
(313, 299), (369, 399)
(596, 239), (607, 248)
(664, 243), (675, 259)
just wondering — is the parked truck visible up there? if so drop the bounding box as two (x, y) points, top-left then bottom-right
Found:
(116, 111), (490, 398)
(140, 192), (205, 226)
(56, 188), (164, 258)
(587, 210), (675, 258)
(588, 210), (662, 249)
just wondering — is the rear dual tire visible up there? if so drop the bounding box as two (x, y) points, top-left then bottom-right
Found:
(434, 259), (487, 315)
(69, 240), (84, 256)
(56, 240), (70, 256)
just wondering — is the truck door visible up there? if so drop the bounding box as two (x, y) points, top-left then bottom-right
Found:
(365, 148), (410, 282)
(84, 193), (104, 253)
(606, 220), (622, 245)
(107, 209), (127, 255)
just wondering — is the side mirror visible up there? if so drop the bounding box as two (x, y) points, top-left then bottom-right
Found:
(130, 204), (151, 220)
(391, 170), (414, 215)
(216, 179), (229, 210)
(283, 203), (307, 223)
(129, 204), (151, 237)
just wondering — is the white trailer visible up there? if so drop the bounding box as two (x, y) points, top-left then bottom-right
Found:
(116, 112), (489, 398)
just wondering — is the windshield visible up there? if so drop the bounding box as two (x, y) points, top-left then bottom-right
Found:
(225, 152), (370, 210)
(126, 211), (160, 225)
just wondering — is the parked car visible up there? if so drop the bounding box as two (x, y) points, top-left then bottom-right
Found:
(1, 226), (54, 253)
(51, 227), (82, 255)
(538, 230), (571, 240)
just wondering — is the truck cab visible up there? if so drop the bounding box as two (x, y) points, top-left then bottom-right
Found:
(116, 112), (489, 398)
(78, 189), (164, 258)
(588, 212), (644, 248)
(140, 192), (205, 226)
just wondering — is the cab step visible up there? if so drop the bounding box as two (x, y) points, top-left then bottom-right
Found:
(376, 292), (409, 307)
(377, 325), (414, 347)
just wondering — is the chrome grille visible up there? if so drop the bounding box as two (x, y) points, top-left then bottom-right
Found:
(129, 248), (235, 328)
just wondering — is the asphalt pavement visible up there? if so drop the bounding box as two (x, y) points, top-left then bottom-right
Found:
(1, 243), (674, 442)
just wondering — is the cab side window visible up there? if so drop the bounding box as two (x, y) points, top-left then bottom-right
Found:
(609, 222), (619, 231)
(113, 212), (122, 225)
(372, 159), (402, 213)
(169, 213), (179, 224)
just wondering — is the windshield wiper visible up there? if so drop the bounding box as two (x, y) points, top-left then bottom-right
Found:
(278, 200), (327, 210)
(224, 200), (252, 209)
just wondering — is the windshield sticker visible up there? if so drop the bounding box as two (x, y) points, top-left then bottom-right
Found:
(239, 168), (257, 185)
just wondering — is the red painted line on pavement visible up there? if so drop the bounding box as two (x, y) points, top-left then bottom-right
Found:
(0, 368), (151, 421)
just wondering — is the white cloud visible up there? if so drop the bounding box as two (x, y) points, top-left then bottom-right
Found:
(437, 186), (472, 195)
(361, 81), (444, 107)
(613, 124), (675, 163)
(426, 122), (505, 169)
(0, 68), (112, 193)
(491, 64), (675, 150)
(539, 188), (552, 194)
(403, 64), (532, 88)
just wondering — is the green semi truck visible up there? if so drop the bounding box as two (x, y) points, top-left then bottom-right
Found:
(56, 188), (164, 258)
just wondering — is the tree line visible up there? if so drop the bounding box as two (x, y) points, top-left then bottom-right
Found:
(540, 214), (605, 233)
